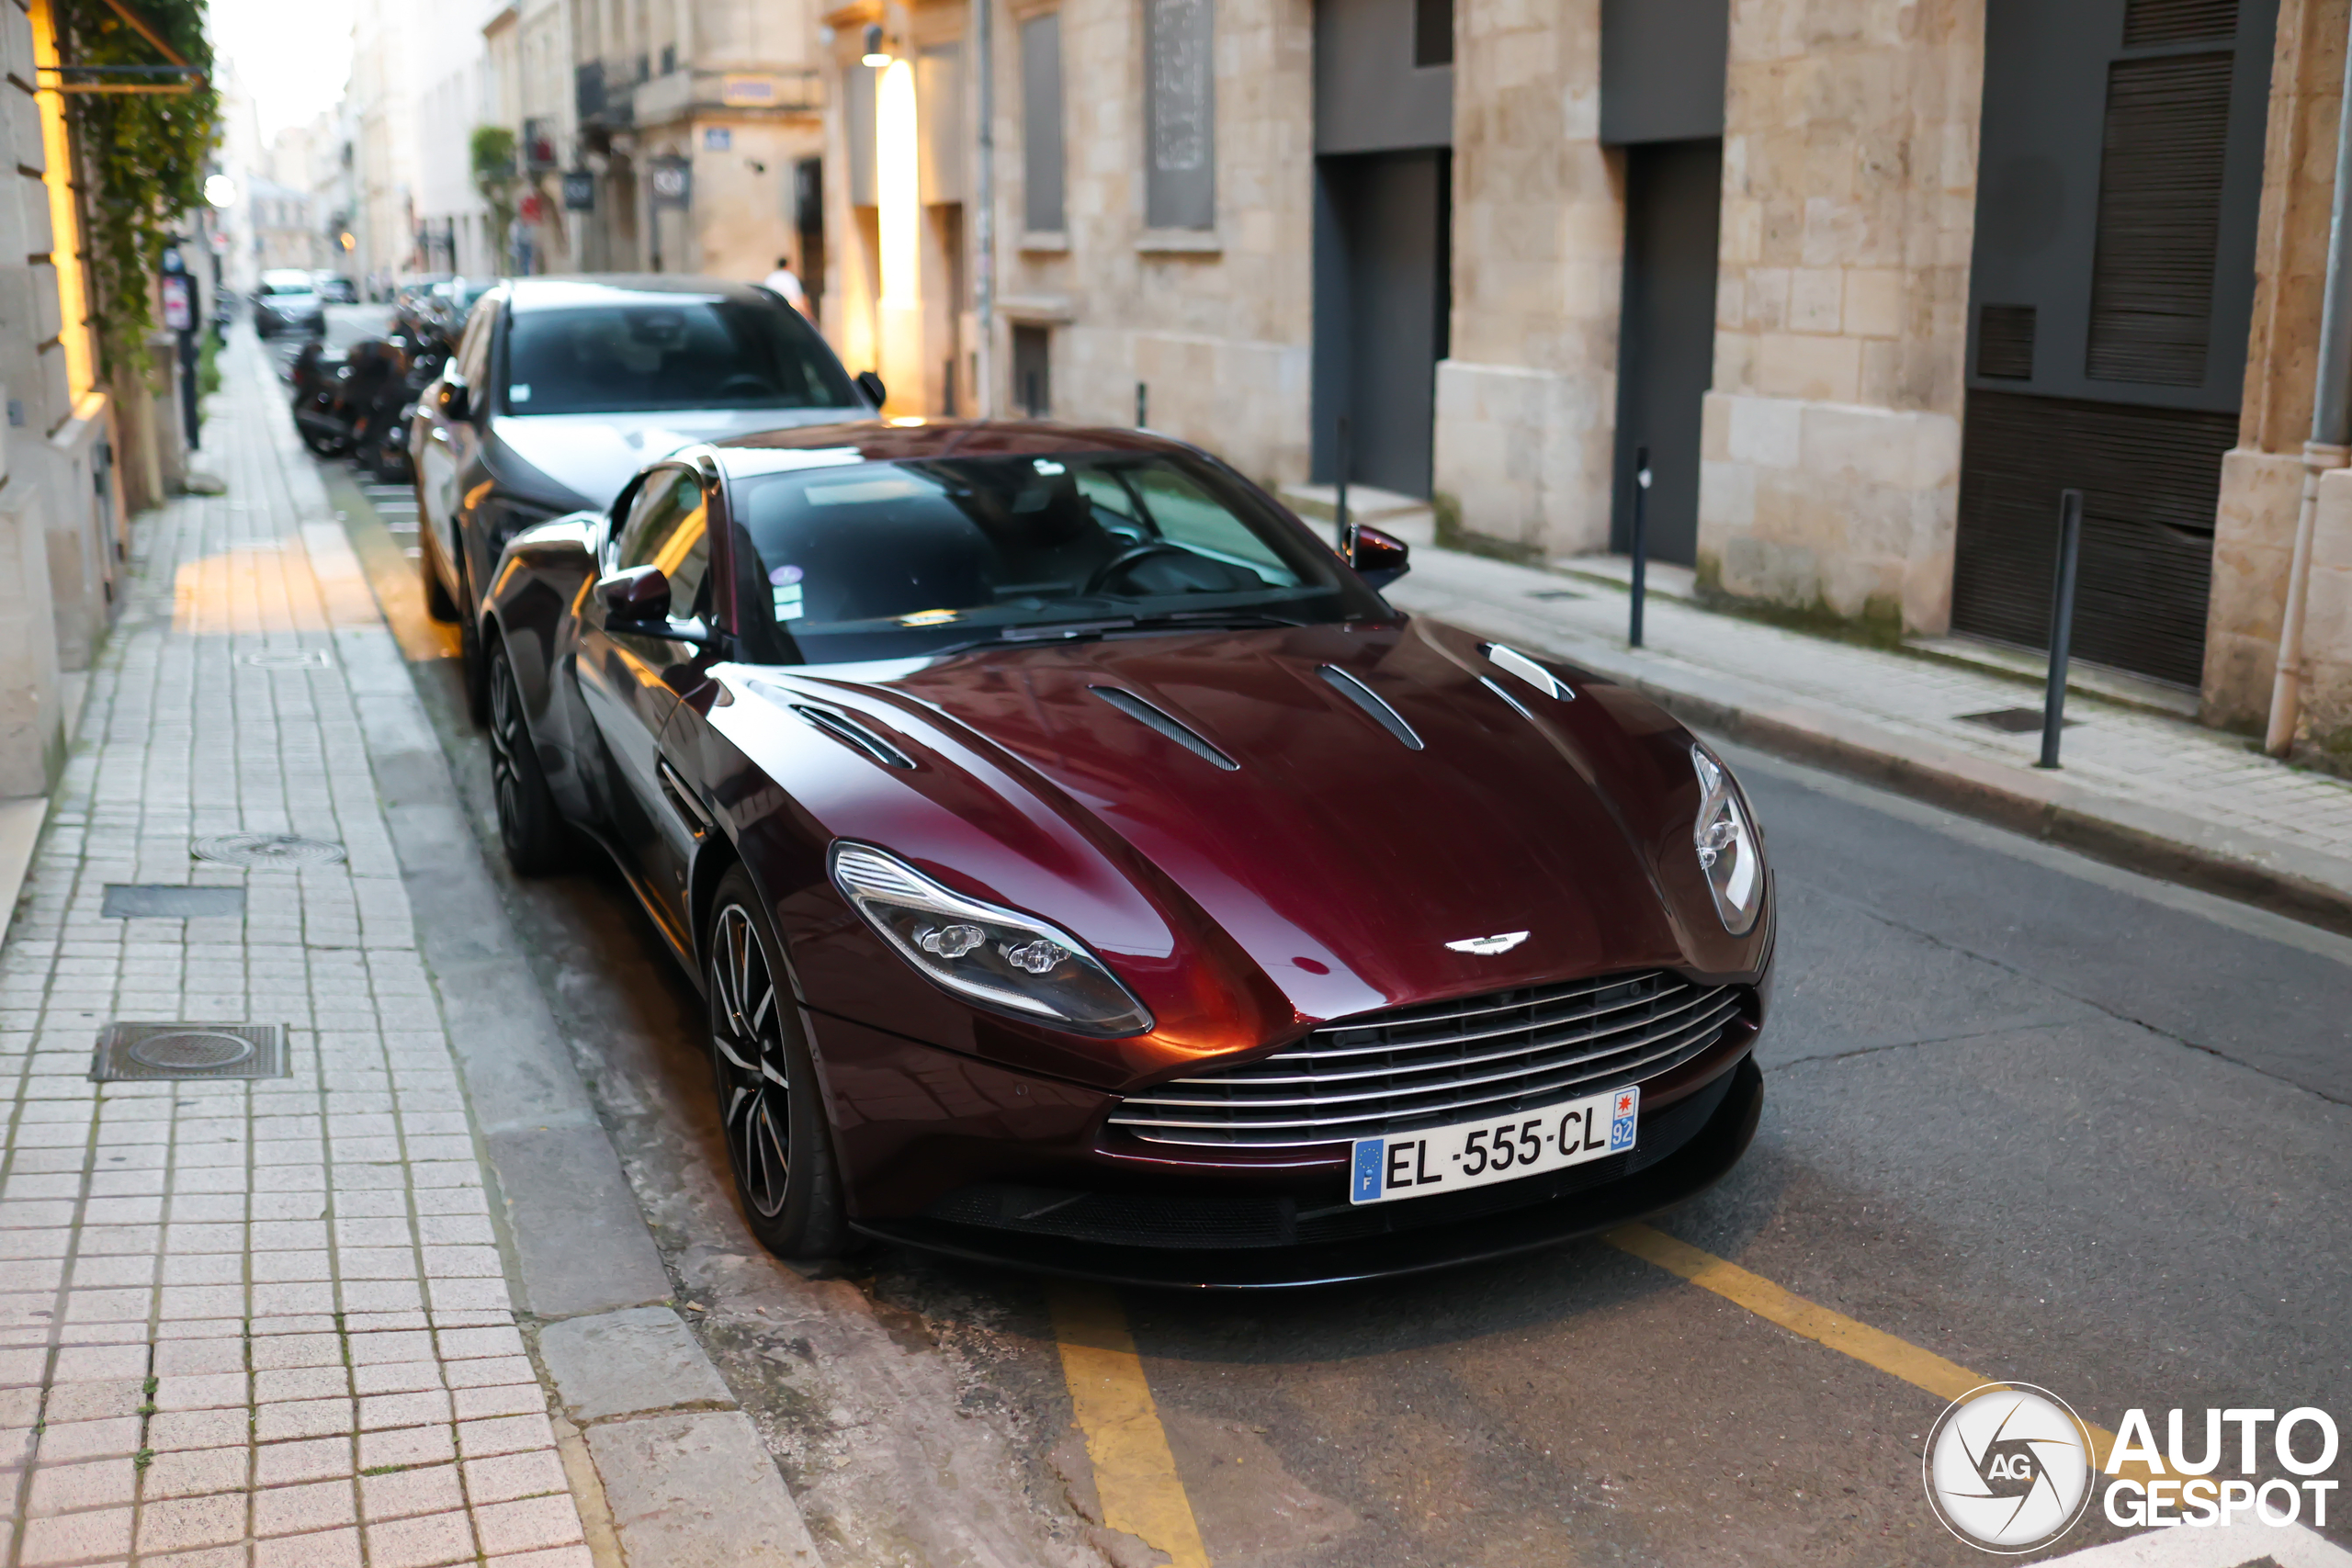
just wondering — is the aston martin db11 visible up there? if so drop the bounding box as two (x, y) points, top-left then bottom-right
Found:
(476, 420), (1772, 1287)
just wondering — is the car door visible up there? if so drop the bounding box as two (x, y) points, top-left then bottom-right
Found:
(417, 303), (492, 604)
(445, 299), (501, 600)
(575, 464), (720, 945)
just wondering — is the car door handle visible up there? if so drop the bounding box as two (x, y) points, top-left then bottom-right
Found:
(656, 758), (714, 839)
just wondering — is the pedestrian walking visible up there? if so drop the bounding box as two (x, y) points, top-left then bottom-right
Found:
(763, 255), (808, 317)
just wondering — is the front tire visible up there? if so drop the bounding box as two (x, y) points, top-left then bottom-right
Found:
(486, 637), (569, 875)
(706, 866), (845, 1258)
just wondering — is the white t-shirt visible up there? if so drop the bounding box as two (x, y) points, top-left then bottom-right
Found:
(763, 268), (807, 310)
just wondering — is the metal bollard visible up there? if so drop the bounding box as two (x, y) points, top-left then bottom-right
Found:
(1629, 446), (1652, 649)
(1136, 381), (1148, 428)
(2038, 488), (2085, 770)
(1334, 415), (1351, 550)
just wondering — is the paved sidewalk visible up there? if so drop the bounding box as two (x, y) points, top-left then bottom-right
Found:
(1387, 544), (2352, 927)
(0, 354), (600, 1564)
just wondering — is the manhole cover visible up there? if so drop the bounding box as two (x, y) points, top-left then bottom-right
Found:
(130, 1032), (254, 1069)
(93, 1022), (285, 1082)
(241, 650), (333, 670)
(102, 884), (246, 919)
(191, 832), (346, 869)
(1959, 707), (2080, 734)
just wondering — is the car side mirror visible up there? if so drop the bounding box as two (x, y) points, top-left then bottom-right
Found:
(438, 378), (470, 421)
(1349, 524), (1410, 590)
(598, 565), (671, 624)
(855, 369), (887, 409)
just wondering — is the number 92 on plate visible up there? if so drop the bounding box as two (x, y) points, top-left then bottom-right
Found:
(1349, 1087), (1638, 1205)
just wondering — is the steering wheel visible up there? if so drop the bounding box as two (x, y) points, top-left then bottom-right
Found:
(716, 374), (774, 400)
(1083, 542), (1193, 595)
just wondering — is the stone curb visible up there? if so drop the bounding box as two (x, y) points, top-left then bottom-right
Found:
(261, 403), (824, 1565)
(1474, 616), (2352, 940)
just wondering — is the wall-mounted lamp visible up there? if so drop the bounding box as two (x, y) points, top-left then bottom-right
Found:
(861, 24), (890, 66)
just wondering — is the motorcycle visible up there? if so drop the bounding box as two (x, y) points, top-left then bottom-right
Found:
(289, 333), (447, 481)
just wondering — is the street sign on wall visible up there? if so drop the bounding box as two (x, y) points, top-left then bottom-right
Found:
(650, 157), (692, 209)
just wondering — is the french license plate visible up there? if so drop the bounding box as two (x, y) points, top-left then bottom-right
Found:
(1349, 1087), (1638, 1205)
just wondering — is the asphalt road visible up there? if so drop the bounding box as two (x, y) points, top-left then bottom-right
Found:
(330, 473), (2352, 1567)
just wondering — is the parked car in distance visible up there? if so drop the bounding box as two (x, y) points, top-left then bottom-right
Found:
(312, 273), (359, 304)
(252, 269), (323, 338)
(411, 275), (874, 705)
(470, 421), (1774, 1286)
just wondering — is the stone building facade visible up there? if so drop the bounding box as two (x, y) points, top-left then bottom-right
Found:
(2, 0), (126, 802)
(811, 0), (2352, 755)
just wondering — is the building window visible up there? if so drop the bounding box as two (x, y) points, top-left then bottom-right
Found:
(1144, 0), (1214, 230)
(1022, 12), (1065, 234)
(1013, 324), (1051, 416)
(1413, 0), (1453, 67)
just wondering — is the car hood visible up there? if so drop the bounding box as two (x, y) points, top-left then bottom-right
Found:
(491, 407), (863, 512)
(789, 618), (1745, 1033)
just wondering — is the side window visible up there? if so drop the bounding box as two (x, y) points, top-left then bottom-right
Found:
(616, 468), (714, 620)
(455, 305), (494, 394)
(1127, 466), (1301, 584)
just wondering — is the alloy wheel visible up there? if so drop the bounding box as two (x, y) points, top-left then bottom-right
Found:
(710, 904), (792, 1217)
(486, 651), (528, 852)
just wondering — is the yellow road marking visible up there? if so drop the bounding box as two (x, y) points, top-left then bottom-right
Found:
(1048, 1283), (1214, 1568)
(1605, 1223), (2132, 1468)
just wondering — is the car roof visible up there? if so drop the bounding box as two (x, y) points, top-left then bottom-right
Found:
(710, 421), (1201, 476)
(503, 275), (782, 314)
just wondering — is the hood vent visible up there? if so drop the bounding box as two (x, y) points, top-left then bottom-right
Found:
(1089, 686), (1240, 771)
(791, 703), (916, 770)
(1318, 665), (1424, 751)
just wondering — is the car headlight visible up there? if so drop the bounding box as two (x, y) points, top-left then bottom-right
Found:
(828, 842), (1155, 1038)
(1690, 744), (1765, 934)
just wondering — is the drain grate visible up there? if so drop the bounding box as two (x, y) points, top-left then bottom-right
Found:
(241, 650), (333, 670)
(191, 832), (346, 869)
(1960, 707), (2081, 734)
(93, 1022), (286, 1082)
(102, 885), (246, 919)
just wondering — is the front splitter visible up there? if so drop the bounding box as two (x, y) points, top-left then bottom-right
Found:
(851, 1056), (1764, 1291)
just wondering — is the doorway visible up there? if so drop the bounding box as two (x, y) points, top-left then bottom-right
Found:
(1312, 149), (1450, 498)
(1611, 138), (1722, 565)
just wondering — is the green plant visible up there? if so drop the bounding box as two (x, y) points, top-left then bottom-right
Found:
(61, 0), (220, 374)
(196, 326), (219, 398)
(471, 124), (518, 266)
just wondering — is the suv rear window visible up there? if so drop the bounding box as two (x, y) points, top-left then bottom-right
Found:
(501, 299), (858, 415)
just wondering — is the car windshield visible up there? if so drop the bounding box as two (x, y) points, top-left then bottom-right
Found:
(502, 299), (858, 415)
(724, 451), (1387, 665)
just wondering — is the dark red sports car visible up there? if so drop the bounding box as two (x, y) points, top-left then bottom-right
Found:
(479, 421), (1771, 1287)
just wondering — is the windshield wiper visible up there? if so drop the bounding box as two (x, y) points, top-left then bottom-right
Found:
(921, 610), (1307, 659)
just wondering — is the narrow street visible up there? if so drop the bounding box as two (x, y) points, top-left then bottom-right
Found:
(332, 410), (2352, 1568)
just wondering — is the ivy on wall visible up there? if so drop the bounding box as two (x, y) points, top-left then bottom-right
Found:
(62, 0), (220, 372)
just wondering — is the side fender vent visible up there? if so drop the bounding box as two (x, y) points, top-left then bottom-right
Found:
(1318, 665), (1424, 751)
(1089, 687), (1240, 771)
(791, 704), (917, 770)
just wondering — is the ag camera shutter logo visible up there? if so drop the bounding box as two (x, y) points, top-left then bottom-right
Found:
(1923, 1384), (2096, 1553)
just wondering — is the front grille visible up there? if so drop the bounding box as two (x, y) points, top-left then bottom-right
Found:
(924, 1064), (1746, 1251)
(1107, 970), (1743, 1148)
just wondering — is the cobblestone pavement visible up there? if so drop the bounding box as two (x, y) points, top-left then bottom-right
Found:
(0, 344), (594, 1566)
(1388, 546), (2352, 868)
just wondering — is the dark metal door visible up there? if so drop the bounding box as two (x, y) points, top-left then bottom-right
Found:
(1312, 149), (1450, 498)
(1611, 138), (1723, 567)
(1953, 0), (2276, 684)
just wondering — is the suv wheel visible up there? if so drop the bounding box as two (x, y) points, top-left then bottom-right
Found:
(485, 637), (569, 875)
